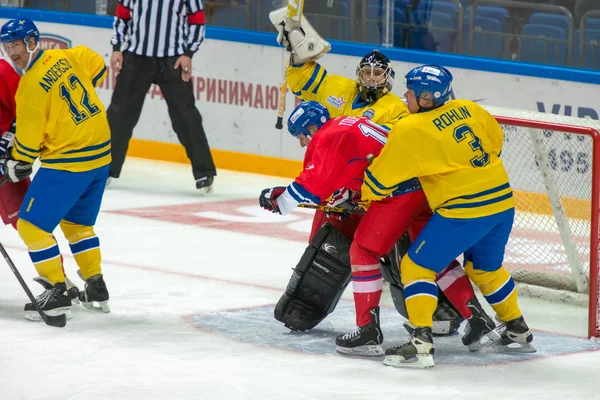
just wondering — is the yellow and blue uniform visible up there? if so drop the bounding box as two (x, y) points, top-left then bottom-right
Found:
(12, 46), (110, 170)
(361, 99), (521, 328)
(287, 61), (409, 128)
(13, 46), (110, 284)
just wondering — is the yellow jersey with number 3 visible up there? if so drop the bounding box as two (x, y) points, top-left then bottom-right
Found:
(362, 99), (514, 219)
(11, 46), (110, 172)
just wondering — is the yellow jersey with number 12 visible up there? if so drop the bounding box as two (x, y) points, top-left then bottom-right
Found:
(11, 46), (110, 173)
(362, 99), (514, 219)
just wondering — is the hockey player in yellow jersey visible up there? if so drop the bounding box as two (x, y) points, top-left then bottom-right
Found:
(273, 13), (488, 340)
(288, 50), (415, 243)
(286, 50), (408, 129)
(0, 18), (111, 321)
(274, 10), (408, 127)
(361, 65), (535, 368)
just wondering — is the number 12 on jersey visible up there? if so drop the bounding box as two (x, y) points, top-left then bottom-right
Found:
(59, 73), (101, 125)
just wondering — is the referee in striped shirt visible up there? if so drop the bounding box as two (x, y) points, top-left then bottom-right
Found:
(107, 0), (216, 192)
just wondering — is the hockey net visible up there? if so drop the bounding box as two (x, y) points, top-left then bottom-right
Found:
(482, 106), (600, 338)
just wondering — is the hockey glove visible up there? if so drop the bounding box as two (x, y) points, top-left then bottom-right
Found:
(0, 157), (33, 185)
(259, 186), (287, 214)
(0, 130), (15, 159)
(325, 189), (358, 221)
(276, 18), (303, 52)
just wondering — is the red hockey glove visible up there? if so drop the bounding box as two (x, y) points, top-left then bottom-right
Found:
(259, 186), (287, 214)
(325, 189), (358, 221)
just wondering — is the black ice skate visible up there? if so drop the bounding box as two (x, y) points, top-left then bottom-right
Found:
(383, 326), (435, 369)
(336, 307), (384, 356)
(24, 277), (72, 321)
(78, 274), (110, 313)
(402, 299), (463, 337)
(462, 297), (501, 352)
(195, 176), (214, 194)
(496, 316), (536, 353)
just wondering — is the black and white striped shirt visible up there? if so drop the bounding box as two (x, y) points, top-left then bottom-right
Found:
(111, 0), (206, 58)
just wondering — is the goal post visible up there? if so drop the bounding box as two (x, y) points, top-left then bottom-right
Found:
(482, 105), (600, 338)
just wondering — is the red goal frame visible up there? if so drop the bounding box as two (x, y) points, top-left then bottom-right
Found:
(495, 116), (600, 338)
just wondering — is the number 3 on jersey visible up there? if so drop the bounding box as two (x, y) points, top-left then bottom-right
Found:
(453, 124), (490, 167)
(59, 73), (100, 125)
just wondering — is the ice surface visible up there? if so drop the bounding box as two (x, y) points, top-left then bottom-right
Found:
(0, 158), (598, 400)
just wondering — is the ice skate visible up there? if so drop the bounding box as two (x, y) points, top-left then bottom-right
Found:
(24, 277), (72, 321)
(195, 176), (214, 194)
(78, 274), (110, 313)
(462, 298), (501, 352)
(495, 316), (536, 353)
(383, 326), (435, 369)
(336, 307), (384, 356)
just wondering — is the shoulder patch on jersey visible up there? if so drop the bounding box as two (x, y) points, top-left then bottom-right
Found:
(326, 95), (347, 109)
(362, 109), (375, 119)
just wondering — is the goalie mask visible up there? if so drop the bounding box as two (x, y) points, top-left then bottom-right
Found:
(356, 50), (395, 103)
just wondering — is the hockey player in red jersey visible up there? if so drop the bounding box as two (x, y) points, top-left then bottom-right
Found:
(0, 59), (18, 131)
(259, 101), (494, 356)
(0, 59), (28, 229)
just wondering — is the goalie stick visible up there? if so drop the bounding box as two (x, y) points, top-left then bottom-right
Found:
(275, 0), (305, 130)
(0, 242), (67, 328)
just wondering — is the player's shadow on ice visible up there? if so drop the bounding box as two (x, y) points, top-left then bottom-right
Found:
(187, 302), (600, 366)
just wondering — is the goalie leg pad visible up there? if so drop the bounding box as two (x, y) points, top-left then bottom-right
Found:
(389, 283), (408, 319)
(380, 236), (408, 318)
(274, 223), (352, 331)
(381, 236), (462, 335)
(432, 290), (463, 336)
(380, 233), (407, 286)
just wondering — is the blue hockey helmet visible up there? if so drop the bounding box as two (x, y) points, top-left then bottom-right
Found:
(287, 101), (330, 137)
(404, 65), (453, 110)
(0, 18), (39, 45)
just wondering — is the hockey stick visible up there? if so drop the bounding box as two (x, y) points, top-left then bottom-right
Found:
(275, 54), (291, 130)
(0, 242), (67, 328)
(298, 203), (366, 215)
(275, 0), (305, 130)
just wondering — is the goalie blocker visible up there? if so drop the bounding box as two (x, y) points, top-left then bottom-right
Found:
(274, 223), (352, 331)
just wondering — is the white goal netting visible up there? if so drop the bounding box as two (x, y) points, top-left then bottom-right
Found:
(483, 105), (600, 337)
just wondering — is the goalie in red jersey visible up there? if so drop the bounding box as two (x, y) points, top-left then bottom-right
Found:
(259, 101), (495, 356)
